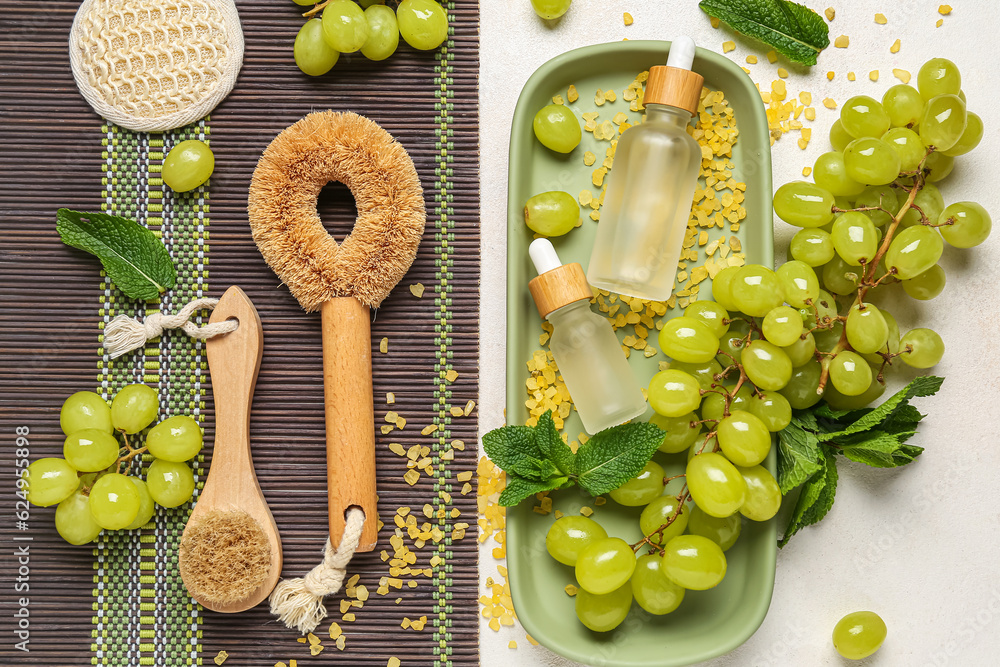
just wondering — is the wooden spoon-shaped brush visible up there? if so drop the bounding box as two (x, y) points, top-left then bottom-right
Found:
(178, 286), (282, 612)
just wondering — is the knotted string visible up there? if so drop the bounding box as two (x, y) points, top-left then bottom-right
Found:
(103, 297), (238, 358)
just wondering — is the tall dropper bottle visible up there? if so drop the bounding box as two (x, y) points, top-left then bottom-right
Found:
(528, 239), (647, 434)
(587, 37), (705, 301)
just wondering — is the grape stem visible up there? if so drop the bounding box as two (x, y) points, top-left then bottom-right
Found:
(302, 0), (331, 18)
(662, 473), (686, 485)
(630, 487), (691, 553)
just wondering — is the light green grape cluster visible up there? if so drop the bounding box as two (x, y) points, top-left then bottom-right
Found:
(292, 0), (448, 76)
(24, 386), (203, 545)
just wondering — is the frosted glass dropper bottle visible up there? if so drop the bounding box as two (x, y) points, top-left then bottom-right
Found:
(587, 37), (705, 301)
(528, 239), (647, 434)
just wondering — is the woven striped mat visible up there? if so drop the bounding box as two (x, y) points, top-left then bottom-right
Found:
(0, 2), (480, 665)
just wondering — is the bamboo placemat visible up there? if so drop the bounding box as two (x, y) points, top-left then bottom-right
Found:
(0, 1), (480, 665)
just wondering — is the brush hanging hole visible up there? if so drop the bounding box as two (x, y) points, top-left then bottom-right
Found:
(316, 181), (359, 246)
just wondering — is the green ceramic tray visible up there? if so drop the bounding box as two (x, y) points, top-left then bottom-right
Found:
(505, 41), (776, 667)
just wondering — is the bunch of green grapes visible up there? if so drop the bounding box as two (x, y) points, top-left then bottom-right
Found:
(23, 385), (203, 545)
(292, 0), (448, 76)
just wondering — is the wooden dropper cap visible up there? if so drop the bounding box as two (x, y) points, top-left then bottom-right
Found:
(644, 37), (704, 116)
(527, 239), (593, 319)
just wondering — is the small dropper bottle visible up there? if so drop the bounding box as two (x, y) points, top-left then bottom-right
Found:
(587, 37), (705, 301)
(528, 239), (647, 434)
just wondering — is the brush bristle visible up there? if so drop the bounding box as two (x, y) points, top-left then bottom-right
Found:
(247, 111), (426, 311)
(179, 509), (271, 606)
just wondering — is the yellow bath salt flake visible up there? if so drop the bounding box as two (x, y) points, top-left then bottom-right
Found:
(939, 4), (951, 14)
(746, 55), (758, 64)
(448, 406), (463, 417)
(452, 439), (466, 450)
(612, 111), (629, 126)
(798, 91), (812, 105)
(388, 659), (401, 667)
(592, 168), (606, 187)
(605, 89), (617, 102)
(464, 400), (476, 415)
(275, 663), (287, 667)
(307, 633), (321, 646)
(419, 424), (437, 436)
(334, 635), (346, 651)
(834, 35), (849, 48)
(594, 89), (606, 106)
(594, 496), (607, 506)
(409, 283), (425, 298)
(890, 39), (901, 54)
(396, 416), (406, 429)
(847, 71), (856, 81)
(509, 640), (518, 649)
(567, 84), (578, 103)
(385, 392), (395, 404)
(489, 617), (501, 632)
(823, 98), (837, 109)
(329, 622), (343, 639)
(214, 652), (228, 666)
(356, 585), (370, 601)
(893, 68), (911, 83)
(710, 16), (720, 28)
(869, 70), (879, 82)
(935, 18), (943, 27)
(565, 584), (578, 596)
(339, 599), (351, 614)
(722, 41), (736, 53)
(767, 50), (778, 63)
(578, 189), (593, 206)
(297, 638), (307, 643)
(827, 71), (835, 80)
(778, 67), (788, 78)
(552, 94), (564, 105)
(342, 613), (356, 622)
(875, 13), (887, 24)
(384, 411), (398, 423)
(580, 506), (594, 517)
(824, 7), (835, 20)
(802, 166), (812, 177)
(804, 107), (816, 120)
(403, 470), (420, 486)
(379, 337), (389, 354)
(445, 369), (459, 382)
(290, 661), (297, 667)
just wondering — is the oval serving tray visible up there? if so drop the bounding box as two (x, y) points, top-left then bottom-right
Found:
(505, 41), (775, 667)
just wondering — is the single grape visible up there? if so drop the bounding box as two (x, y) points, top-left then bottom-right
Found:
(882, 84), (924, 128)
(830, 351), (873, 396)
(294, 0), (317, 4)
(25, 458), (79, 507)
(684, 300), (730, 338)
(773, 181), (836, 228)
(88, 473), (140, 530)
(776, 260), (820, 308)
(63, 429), (120, 472)
(631, 553), (684, 615)
(942, 111), (983, 156)
(397, 0), (448, 50)
(523, 191), (579, 236)
(885, 225), (943, 279)
(790, 228), (835, 267)
(532, 104), (581, 153)
(359, 5), (398, 60)
(779, 360), (823, 410)
(899, 328), (944, 368)
(658, 317), (720, 364)
(855, 184), (899, 227)
(575, 582), (631, 632)
(781, 331), (817, 368)
(829, 119), (854, 152)
(321, 0), (369, 53)
(846, 304), (889, 354)
(609, 461), (665, 506)
(840, 95), (890, 139)
(531, 0), (571, 19)
(903, 265), (946, 300)
(145, 415), (203, 463)
(575, 537), (636, 595)
(545, 515), (607, 566)
(814, 320), (845, 354)
(813, 151), (866, 196)
(821, 254), (861, 296)
(865, 308), (900, 361)
(749, 391), (792, 432)
(824, 373), (885, 411)
(660, 535), (727, 590)
(729, 265), (784, 317)
(919, 94), (967, 151)
(709, 265), (743, 312)
(110, 384), (159, 434)
(900, 183), (944, 228)
(881, 127), (926, 173)
(124, 477), (155, 531)
(833, 611), (887, 660)
(688, 505), (741, 551)
(716, 318), (750, 366)
(738, 465), (781, 521)
(146, 459), (195, 508)
(669, 359), (723, 392)
(60, 391), (113, 435)
(938, 201), (992, 248)
(55, 490), (103, 545)
(294, 19), (339, 76)
(762, 305), (803, 347)
(699, 383), (752, 423)
(639, 495), (688, 545)
(717, 410), (771, 467)
(650, 412), (702, 454)
(843, 138), (901, 186)
(687, 435), (718, 461)
(918, 57), (961, 99)
(162, 140), (214, 193)
(685, 452), (746, 518)
(742, 340), (793, 391)
(923, 150), (955, 182)
(647, 369), (702, 418)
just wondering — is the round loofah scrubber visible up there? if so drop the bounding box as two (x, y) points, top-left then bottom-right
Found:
(69, 0), (244, 132)
(178, 509), (271, 607)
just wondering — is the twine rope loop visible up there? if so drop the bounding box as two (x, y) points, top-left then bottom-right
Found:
(104, 297), (238, 358)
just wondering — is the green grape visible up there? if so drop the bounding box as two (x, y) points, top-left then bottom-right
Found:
(687, 505), (740, 551)
(821, 255), (861, 296)
(110, 384), (159, 434)
(647, 369), (701, 418)
(830, 351), (873, 396)
(773, 181), (836, 228)
(923, 150), (954, 182)
(919, 94), (966, 151)
(716, 318), (750, 366)
(742, 340), (792, 391)
(942, 111), (983, 156)
(63, 429), (120, 472)
(575, 582), (631, 632)
(700, 384), (752, 423)
(124, 477), (155, 530)
(650, 412), (702, 454)
(781, 332), (816, 368)
(938, 201), (992, 248)
(687, 435), (718, 461)
(709, 265), (743, 312)
(843, 138), (901, 186)
(545, 515), (607, 566)
(523, 191), (579, 236)
(146, 415), (203, 463)
(660, 534), (727, 590)
(717, 410), (771, 467)
(55, 490), (102, 545)
(840, 96), (890, 139)
(737, 465), (781, 521)
(824, 373), (885, 411)
(575, 537), (636, 595)
(729, 265), (784, 317)
(861, 308), (900, 365)
(845, 304), (888, 354)
(321, 0), (369, 53)
(397, 0), (448, 51)
(829, 119), (854, 152)
(779, 360), (823, 410)
(749, 391), (792, 432)
(631, 554), (684, 615)
(146, 459), (195, 508)
(814, 320), (845, 354)
(532, 104), (582, 154)
(162, 140), (214, 193)
(899, 328), (944, 368)
(790, 228), (835, 267)
(900, 183), (944, 228)
(88, 473), (140, 530)
(658, 317), (720, 363)
(762, 306), (803, 347)
(25, 458), (79, 507)
(776, 260), (820, 309)
(609, 461), (665, 506)
(918, 57), (961, 100)
(885, 225), (943, 279)
(855, 184), (899, 227)
(685, 452), (746, 518)
(684, 300), (730, 338)
(881, 127), (926, 173)
(813, 151), (866, 196)
(294, 19), (339, 76)
(901, 264), (946, 300)
(882, 84), (924, 128)
(831, 212), (878, 266)
(531, 0), (571, 19)
(294, 0), (317, 5)
(833, 611), (887, 660)
(669, 359), (723, 392)
(639, 495), (688, 545)
(359, 5), (398, 60)
(60, 391), (113, 435)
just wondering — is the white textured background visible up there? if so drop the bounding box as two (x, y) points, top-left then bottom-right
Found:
(478, 1), (1000, 665)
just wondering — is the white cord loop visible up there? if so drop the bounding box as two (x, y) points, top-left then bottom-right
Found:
(104, 297), (238, 359)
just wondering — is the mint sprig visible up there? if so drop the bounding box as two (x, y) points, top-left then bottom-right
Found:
(699, 0), (831, 66)
(56, 209), (176, 301)
(483, 411), (665, 507)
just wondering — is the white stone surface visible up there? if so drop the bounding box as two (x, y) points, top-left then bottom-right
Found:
(478, 1), (1000, 665)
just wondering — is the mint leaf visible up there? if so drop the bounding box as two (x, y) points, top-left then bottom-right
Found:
(818, 376), (943, 442)
(498, 474), (568, 507)
(699, 0), (830, 66)
(777, 420), (823, 494)
(892, 444), (924, 466)
(534, 411), (577, 476)
(779, 446), (838, 547)
(482, 425), (554, 482)
(837, 431), (906, 468)
(575, 422), (665, 497)
(56, 209), (176, 300)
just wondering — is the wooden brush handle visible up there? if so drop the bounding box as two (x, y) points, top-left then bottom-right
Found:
(321, 297), (378, 552)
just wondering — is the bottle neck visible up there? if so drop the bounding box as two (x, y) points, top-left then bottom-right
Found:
(546, 298), (591, 323)
(644, 103), (692, 127)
